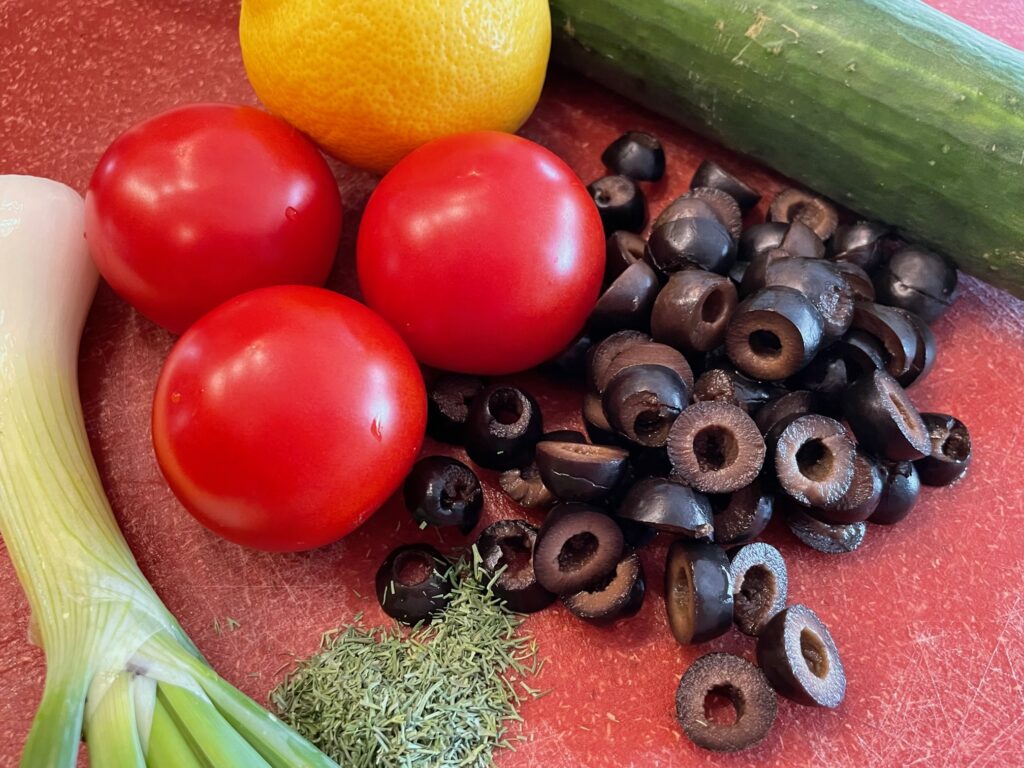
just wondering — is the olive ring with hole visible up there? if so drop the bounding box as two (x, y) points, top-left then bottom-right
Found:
(756, 604), (846, 708)
(375, 544), (453, 625)
(726, 286), (825, 381)
(664, 538), (734, 645)
(914, 413), (971, 486)
(563, 550), (646, 625)
(729, 543), (788, 637)
(533, 504), (625, 595)
(476, 519), (556, 614)
(667, 401), (766, 494)
(675, 652), (778, 752)
(465, 384), (544, 470)
(402, 456), (483, 533)
(603, 364), (689, 448)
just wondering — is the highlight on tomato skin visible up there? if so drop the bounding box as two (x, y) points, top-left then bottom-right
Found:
(151, 285), (427, 552)
(85, 103), (343, 335)
(356, 130), (605, 376)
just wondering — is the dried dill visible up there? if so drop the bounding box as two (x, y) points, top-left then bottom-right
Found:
(270, 551), (543, 767)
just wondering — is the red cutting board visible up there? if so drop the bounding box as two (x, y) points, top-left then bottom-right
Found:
(2, 1), (1024, 765)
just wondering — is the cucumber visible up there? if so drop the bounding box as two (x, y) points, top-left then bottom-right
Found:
(549, 0), (1024, 296)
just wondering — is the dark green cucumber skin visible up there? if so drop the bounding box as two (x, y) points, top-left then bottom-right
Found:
(550, 0), (1024, 296)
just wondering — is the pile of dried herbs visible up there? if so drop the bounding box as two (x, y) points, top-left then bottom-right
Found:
(270, 551), (543, 767)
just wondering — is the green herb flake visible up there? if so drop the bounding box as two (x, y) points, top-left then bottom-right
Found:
(271, 551), (543, 767)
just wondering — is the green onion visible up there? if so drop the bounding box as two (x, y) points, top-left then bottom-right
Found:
(0, 175), (336, 767)
(272, 552), (543, 766)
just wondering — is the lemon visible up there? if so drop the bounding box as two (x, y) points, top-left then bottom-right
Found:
(239, 0), (551, 174)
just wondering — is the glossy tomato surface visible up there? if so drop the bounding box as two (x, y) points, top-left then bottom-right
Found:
(85, 103), (342, 333)
(357, 131), (604, 375)
(152, 286), (426, 551)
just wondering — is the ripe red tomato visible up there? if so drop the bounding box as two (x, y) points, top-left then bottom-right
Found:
(85, 104), (343, 334)
(356, 131), (604, 375)
(152, 286), (426, 552)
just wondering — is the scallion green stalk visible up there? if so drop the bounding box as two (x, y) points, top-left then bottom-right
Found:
(0, 175), (336, 767)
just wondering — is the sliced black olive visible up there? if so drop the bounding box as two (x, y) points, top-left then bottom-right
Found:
(563, 550), (645, 624)
(710, 479), (774, 548)
(830, 221), (888, 271)
(403, 456), (483, 533)
(764, 258), (854, 338)
(664, 538), (734, 644)
(830, 260), (876, 302)
(813, 449), (883, 524)
(730, 543), (788, 636)
(601, 131), (666, 181)
(726, 286), (825, 381)
(783, 501), (867, 553)
(692, 366), (786, 413)
(427, 374), (485, 445)
(868, 461), (921, 525)
(617, 477), (714, 537)
(646, 217), (736, 275)
(685, 187), (743, 240)
(897, 310), (937, 388)
(543, 332), (594, 379)
(773, 414), (856, 508)
(787, 351), (848, 408)
(874, 246), (959, 322)
(833, 328), (887, 380)
(465, 385), (544, 470)
(476, 520), (556, 613)
(586, 329), (651, 393)
(533, 503), (625, 595)
(605, 230), (646, 285)
(675, 653), (777, 753)
(588, 174), (647, 235)
(535, 441), (631, 504)
(780, 220), (826, 260)
(753, 390), (825, 435)
(691, 159), (762, 213)
(914, 413), (971, 486)
(375, 544), (452, 625)
(667, 401), (766, 494)
(652, 195), (720, 232)
(850, 302), (920, 379)
(596, 340), (695, 395)
(738, 222), (786, 262)
(738, 247), (791, 298)
(588, 260), (660, 335)
(603, 364), (688, 448)
(651, 270), (738, 353)
(499, 463), (554, 509)
(844, 369), (930, 461)
(756, 604), (846, 708)
(768, 188), (838, 240)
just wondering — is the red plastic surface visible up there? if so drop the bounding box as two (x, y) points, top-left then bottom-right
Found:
(2, 1), (1024, 765)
